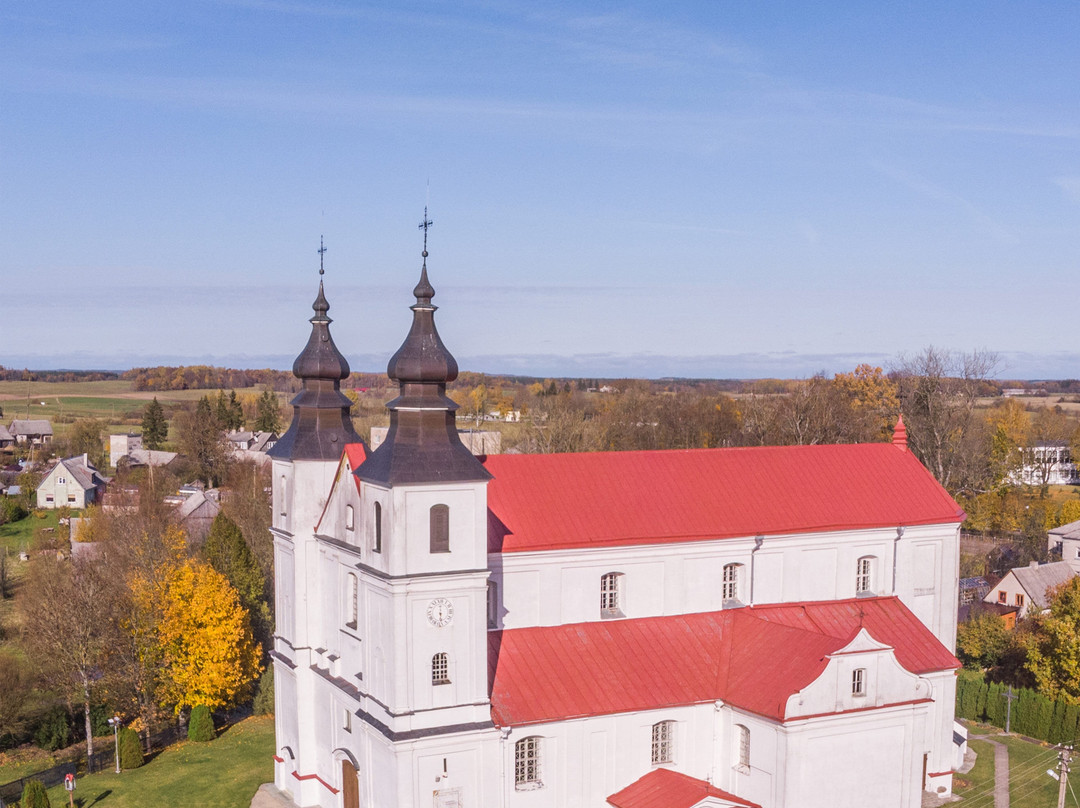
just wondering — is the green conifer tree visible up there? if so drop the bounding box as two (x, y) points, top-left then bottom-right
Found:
(141, 397), (168, 450)
(253, 390), (281, 433)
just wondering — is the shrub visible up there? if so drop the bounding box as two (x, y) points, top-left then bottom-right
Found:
(187, 705), (215, 742)
(33, 705), (71, 751)
(118, 726), (144, 769)
(253, 667), (274, 716)
(21, 779), (51, 808)
(0, 498), (27, 525)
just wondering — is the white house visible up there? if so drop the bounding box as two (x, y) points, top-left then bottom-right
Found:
(35, 454), (106, 509)
(1013, 443), (1080, 486)
(266, 262), (965, 808)
(982, 560), (1075, 618)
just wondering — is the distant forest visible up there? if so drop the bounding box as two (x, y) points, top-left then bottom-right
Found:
(4, 363), (1080, 396)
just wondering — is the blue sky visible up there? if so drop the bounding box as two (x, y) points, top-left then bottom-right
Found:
(2, 1), (1079, 378)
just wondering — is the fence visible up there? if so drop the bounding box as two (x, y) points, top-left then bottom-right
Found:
(0, 724), (182, 805)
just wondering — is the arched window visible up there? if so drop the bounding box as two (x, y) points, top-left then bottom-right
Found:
(514, 736), (542, 789)
(651, 720), (674, 764)
(735, 724), (750, 770)
(373, 502), (382, 553)
(856, 556), (874, 595)
(345, 504), (355, 531)
(345, 573), (358, 628)
(430, 504), (450, 553)
(722, 563), (742, 602)
(600, 572), (622, 617)
(432, 652), (450, 685)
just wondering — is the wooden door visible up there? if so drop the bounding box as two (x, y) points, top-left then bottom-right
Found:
(341, 759), (359, 808)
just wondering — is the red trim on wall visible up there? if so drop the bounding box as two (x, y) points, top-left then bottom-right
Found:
(291, 770), (340, 794)
(272, 755), (284, 763)
(927, 770), (953, 778)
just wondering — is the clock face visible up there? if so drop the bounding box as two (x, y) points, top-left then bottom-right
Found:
(427, 598), (454, 627)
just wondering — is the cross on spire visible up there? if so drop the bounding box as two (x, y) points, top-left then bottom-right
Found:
(419, 207), (433, 260)
(318, 236), (327, 276)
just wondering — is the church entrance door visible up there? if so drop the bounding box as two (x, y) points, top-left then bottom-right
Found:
(341, 759), (359, 808)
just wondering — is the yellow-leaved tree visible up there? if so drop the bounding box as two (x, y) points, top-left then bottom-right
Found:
(154, 559), (262, 713)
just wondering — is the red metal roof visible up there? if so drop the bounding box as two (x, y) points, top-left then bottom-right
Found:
(483, 444), (964, 553)
(607, 769), (760, 808)
(344, 443), (367, 483)
(488, 596), (958, 727)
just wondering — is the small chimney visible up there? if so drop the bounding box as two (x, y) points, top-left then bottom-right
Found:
(892, 415), (908, 450)
(1030, 560), (1040, 568)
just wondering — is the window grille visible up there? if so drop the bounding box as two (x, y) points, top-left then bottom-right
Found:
(856, 557), (873, 594)
(600, 573), (620, 614)
(722, 564), (740, 601)
(515, 737), (542, 788)
(651, 721), (674, 764)
(346, 573), (358, 627)
(432, 652), (450, 685)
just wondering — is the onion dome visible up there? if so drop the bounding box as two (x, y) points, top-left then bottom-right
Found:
(357, 234), (490, 486)
(269, 249), (362, 462)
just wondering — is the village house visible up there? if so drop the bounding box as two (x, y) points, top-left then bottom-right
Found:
(9, 419), (53, 446)
(35, 453), (107, 509)
(982, 560), (1075, 619)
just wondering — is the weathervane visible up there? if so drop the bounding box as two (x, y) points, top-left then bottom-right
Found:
(419, 207), (433, 261)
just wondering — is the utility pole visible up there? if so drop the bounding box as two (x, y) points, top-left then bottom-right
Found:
(1057, 745), (1072, 808)
(1004, 685), (1017, 734)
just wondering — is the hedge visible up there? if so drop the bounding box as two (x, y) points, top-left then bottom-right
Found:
(957, 670), (1080, 744)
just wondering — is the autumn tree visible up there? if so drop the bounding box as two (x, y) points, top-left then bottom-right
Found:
(141, 397), (168, 450)
(20, 554), (121, 761)
(68, 418), (106, 468)
(985, 398), (1028, 488)
(893, 347), (999, 495)
(175, 396), (230, 487)
(1026, 577), (1080, 703)
(0, 651), (32, 744)
(832, 364), (900, 442)
(956, 609), (1011, 670)
(150, 559), (261, 713)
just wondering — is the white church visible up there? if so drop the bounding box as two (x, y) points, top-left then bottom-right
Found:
(266, 250), (966, 808)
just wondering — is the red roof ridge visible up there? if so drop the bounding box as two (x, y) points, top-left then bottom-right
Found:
(607, 768), (761, 808)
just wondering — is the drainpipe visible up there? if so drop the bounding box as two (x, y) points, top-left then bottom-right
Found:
(750, 536), (764, 605)
(892, 526), (905, 594)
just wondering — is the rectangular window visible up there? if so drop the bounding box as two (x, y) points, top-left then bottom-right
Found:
(373, 502), (382, 553)
(600, 573), (620, 614)
(430, 505), (450, 553)
(1016, 593), (1025, 607)
(856, 557), (872, 594)
(45, 496), (53, 503)
(343, 708), (352, 733)
(998, 591), (1007, 604)
(57, 477), (66, 485)
(651, 721), (674, 764)
(487, 581), (498, 629)
(722, 564), (739, 601)
(515, 737), (541, 788)
(68, 495), (76, 503)
(852, 668), (866, 696)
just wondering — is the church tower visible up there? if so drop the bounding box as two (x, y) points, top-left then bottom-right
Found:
(269, 250), (363, 804)
(351, 226), (498, 807)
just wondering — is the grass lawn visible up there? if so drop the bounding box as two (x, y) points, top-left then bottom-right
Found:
(955, 727), (1073, 808)
(40, 716), (275, 808)
(0, 510), (59, 554)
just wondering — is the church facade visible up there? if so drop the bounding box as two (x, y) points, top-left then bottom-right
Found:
(267, 254), (965, 808)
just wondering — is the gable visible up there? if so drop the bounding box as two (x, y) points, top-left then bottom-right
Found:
(608, 769), (760, 808)
(483, 444), (963, 554)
